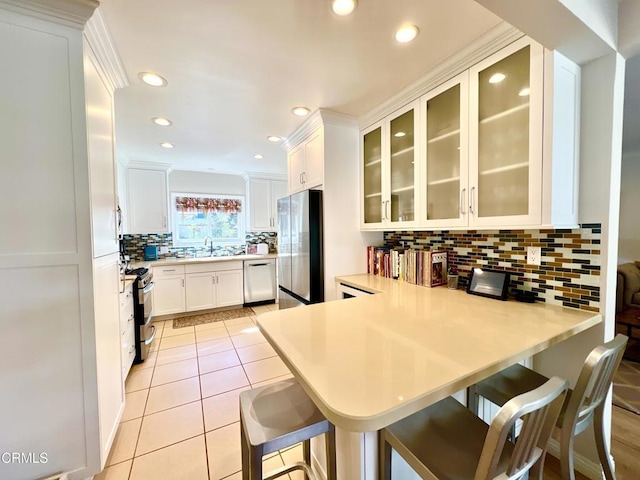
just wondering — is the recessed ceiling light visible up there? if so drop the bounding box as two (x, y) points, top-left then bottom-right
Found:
(489, 73), (506, 84)
(331, 0), (357, 16)
(254, 154), (264, 159)
(518, 87), (531, 97)
(394, 131), (406, 137)
(160, 142), (175, 149)
(267, 136), (282, 142)
(291, 106), (311, 117)
(152, 117), (173, 126)
(395, 25), (419, 44)
(138, 72), (168, 87)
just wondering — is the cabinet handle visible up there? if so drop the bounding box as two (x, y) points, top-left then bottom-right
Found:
(181, 279), (185, 287)
(470, 186), (476, 215)
(163, 269), (176, 272)
(460, 188), (467, 214)
(385, 200), (390, 221)
(128, 313), (134, 322)
(302, 172), (306, 184)
(163, 216), (167, 228)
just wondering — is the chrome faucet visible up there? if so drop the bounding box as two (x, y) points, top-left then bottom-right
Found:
(204, 236), (214, 256)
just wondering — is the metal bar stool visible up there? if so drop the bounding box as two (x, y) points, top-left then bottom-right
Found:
(239, 378), (337, 480)
(467, 334), (628, 480)
(379, 377), (569, 480)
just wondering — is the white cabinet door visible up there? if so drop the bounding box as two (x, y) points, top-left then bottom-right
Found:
(85, 43), (117, 258)
(216, 270), (244, 307)
(92, 253), (124, 464)
(468, 38), (543, 227)
(270, 180), (288, 231)
(153, 276), (185, 315)
(127, 168), (169, 233)
(249, 178), (272, 231)
(303, 128), (324, 189)
(288, 143), (306, 194)
(186, 273), (216, 312)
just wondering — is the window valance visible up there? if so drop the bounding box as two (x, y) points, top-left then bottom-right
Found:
(175, 196), (242, 214)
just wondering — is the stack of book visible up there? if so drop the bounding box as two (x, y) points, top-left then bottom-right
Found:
(366, 246), (447, 287)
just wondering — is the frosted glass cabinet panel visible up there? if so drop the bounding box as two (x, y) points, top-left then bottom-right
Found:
(389, 108), (416, 223)
(423, 73), (469, 227)
(362, 123), (383, 225)
(469, 39), (543, 227)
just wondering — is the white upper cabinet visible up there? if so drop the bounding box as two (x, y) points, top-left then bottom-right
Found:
(127, 167), (169, 234)
(421, 72), (469, 228)
(361, 37), (579, 231)
(468, 39), (543, 227)
(248, 177), (287, 232)
(361, 101), (421, 229)
(287, 127), (324, 194)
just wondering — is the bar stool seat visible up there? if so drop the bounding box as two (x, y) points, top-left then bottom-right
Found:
(240, 378), (336, 480)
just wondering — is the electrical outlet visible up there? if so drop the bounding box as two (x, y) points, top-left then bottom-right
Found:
(159, 246), (169, 254)
(527, 246), (541, 266)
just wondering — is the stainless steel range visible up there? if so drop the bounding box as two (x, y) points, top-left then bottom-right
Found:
(126, 267), (156, 363)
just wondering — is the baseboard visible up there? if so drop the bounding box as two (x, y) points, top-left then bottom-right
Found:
(546, 438), (605, 480)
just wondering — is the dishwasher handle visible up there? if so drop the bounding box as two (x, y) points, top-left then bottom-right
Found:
(247, 263), (270, 267)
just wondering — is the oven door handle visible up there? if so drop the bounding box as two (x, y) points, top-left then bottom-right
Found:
(142, 281), (155, 294)
(144, 324), (157, 345)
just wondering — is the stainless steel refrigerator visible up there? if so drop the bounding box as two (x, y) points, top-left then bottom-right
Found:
(277, 190), (324, 309)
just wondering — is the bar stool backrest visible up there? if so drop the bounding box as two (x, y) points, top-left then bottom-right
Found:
(475, 376), (569, 480)
(563, 334), (628, 435)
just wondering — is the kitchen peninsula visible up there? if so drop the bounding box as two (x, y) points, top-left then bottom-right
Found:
(256, 274), (601, 479)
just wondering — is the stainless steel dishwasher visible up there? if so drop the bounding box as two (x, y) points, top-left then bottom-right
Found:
(243, 259), (276, 305)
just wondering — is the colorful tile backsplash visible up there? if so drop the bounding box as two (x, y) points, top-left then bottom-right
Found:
(122, 232), (277, 261)
(383, 224), (601, 312)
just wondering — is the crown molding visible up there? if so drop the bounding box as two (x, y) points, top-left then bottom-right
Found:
(0, 0), (98, 28)
(84, 8), (129, 90)
(127, 161), (173, 172)
(282, 109), (358, 151)
(358, 22), (524, 130)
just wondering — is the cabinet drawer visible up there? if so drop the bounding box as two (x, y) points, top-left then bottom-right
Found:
(120, 303), (135, 335)
(185, 260), (243, 274)
(119, 285), (134, 310)
(153, 265), (185, 277)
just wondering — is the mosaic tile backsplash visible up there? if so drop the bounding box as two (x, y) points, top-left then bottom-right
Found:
(123, 232), (277, 261)
(383, 224), (601, 312)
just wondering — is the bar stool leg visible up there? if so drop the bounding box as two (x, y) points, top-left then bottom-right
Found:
(303, 439), (311, 466)
(594, 404), (616, 480)
(325, 424), (337, 480)
(378, 430), (391, 480)
(241, 413), (250, 480)
(249, 443), (264, 480)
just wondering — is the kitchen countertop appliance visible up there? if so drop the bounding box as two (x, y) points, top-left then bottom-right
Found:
(126, 267), (156, 363)
(277, 190), (324, 309)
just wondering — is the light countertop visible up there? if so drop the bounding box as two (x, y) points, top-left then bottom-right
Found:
(131, 253), (278, 269)
(257, 274), (601, 432)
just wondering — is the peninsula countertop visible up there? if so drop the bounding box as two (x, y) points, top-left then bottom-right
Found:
(256, 274), (601, 432)
(131, 253), (278, 269)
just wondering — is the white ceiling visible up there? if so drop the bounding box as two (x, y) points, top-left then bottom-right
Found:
(100, 0), (503, 175)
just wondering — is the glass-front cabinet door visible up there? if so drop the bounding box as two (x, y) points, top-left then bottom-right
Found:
(361, 121), (385, 228)
(361, 101), (419, 229)
(386, 100), (420, 227)
(468, 38), (543, 227)
(422, 72), (469, 227)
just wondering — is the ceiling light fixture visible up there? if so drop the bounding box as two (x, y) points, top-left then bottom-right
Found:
(331, 0), (357, 16)
(291, 106), (311, 117)
(160, 142), (175, 149)
(267, 136), (282, 142)
(254, 154), (264, 159)
(488, 72), (506, 84)
(518, 87), (531, 97)
(138, 72), (168, 87)
(152, 117), (173, 126)
(395, 25), (419, 43)
(394, 131), (406, 137)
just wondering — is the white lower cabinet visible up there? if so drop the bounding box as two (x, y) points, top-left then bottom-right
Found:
(153, 273), (186, 316)
(186, 272), (216, 311)
(185, 261), (244, 312)
(216, 269), (244, 307)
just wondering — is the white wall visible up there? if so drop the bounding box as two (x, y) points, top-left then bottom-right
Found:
(169, 170), (246, 196)
(618, 153), (640, 263)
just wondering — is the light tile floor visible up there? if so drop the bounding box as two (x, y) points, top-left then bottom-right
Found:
(96, 303), (305, 480)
